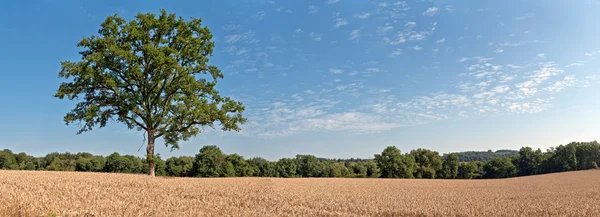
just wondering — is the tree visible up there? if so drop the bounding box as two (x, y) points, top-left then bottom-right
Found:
(166, 156), (195, 177)
(275, 158), (297, 178)
(247, 157), (277, 177)
(375, 146), (415, 178)
(54, 9), (246, 176)
(226, 154), (253, 177)
(516, 147), (544, 176)
(295, 154), (323, 177)
(409, 148), (443, 178)
(441, 153), (459, 179)
(193, 145), (233, 177)
(457, 162), (477, 179)
(483, 158), (517, 178)
(0, 150), (17, 169)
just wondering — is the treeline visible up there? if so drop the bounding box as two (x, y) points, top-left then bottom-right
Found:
(0, 141), (598, 179)
(446, 149), (519, 162)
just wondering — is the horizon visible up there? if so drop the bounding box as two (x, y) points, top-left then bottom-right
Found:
(1, 0), (599, 161)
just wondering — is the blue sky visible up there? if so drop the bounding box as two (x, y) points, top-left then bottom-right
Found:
(1, 0), (600, 160)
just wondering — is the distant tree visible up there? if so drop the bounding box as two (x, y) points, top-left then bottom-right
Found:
(574, 141), (600, 170)
(166, 156), (195, 177)
(0, 150), (17, 169)
(441, 153), (459, 179)
(295, 154), (323, 177)
(54, 9), (246, 176)
(247, 157), (277, 177)
(153, 154), (167, 176)
(104, 152), (142, 173)
(409, 148), (443, 178)
(193, 145), (233, 177)
(226, 154), (253, 177)
(457, 162), (477, 179)
(483, 158), (517, 178)
(516, 147), (544, 176)
(375, 146), (415, 178)
(364, 160), (380, 178)
(275, 158), (297, 178)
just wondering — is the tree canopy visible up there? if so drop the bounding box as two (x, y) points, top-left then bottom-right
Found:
(54, 9), (246, 176)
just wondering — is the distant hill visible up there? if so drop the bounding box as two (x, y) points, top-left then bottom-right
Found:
(445, 149), (519, 162)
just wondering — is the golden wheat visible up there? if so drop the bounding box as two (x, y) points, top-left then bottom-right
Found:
(1, 170), (599, 216)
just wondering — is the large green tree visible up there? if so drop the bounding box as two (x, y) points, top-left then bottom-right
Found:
(375, 146), (415, 178)
(54, 10), (246, 176)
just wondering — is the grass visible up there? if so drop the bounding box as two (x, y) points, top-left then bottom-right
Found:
(1, 170), (599, 216)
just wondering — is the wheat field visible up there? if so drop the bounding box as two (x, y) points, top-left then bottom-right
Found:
(1, 170), (599, 217)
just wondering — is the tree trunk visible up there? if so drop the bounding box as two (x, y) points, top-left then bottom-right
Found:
(147, 133), (156, 177)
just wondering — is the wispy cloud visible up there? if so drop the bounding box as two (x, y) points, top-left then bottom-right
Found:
(354, 12), (371, 19)
(225, 31), (259, 44)
(390, 48), (402, 57)
(436, 38), (446, 43)
(413, 46), (422, 51)
(349, 29), (360, 41)
(329, 68), (343, 74)
(309, 32), (323, 41)
(422, 7), (439, 17)
(253, 11), (266, 20)
(308, 5), (319, 14)
(334, 18), (349, 28)
(327, 0), (341, 4)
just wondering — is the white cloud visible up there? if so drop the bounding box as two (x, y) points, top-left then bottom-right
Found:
(334, 18), (349, 28)
(295, 29), (303, 33)
(225, 31), (259, 44)
(309, 32), (323, 41)
(445, 5), (455, 12)
(495, 48), (504, 53)
(329, 68), (343, 74)
(378, 2), (389, 7)
(422, 7), (439, 17)
(545, 75), (577, 93)
(308, 5), (319, 14)
(514, 12), (535, 20)
(377, 26), (393, 33)
(349, 29), (360, 41)
(413, 46), (423, 51)
(327, 0), (340, 4)
(253, 11), (266, 20)
(264, 62), (274, 68)
(390, 48), (402, 57)
(405, 21), (416, 28)
(367, 68), (380, 73)
(458, 57), (469, 62)
(436, 38), (446, 43)
(354, 12), (371, 19)
(222, 24), (241, 31)
(334, 79), (342, 83)
(537, 53), (546, 59)
(236, 48), (249, 55)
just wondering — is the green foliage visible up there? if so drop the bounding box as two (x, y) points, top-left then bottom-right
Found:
(483, 158), (517, 178)
(275, 158), (297, 178)
(2, 140), (599, 180)
(409, 148), (443, 178)
(441, 153), (460, 179)
(54, 9), (246, 176)
(166, 156), (195, 177)
(193, 145), (233, 177)
(247, 157), (277, 177)
(375, 146), (415, 178)
(295, 154), (323, 177)
(104, 152), (144, 173)
(449, 150), (519, 162)
(457, 162), (477, 179)
(226, 154), (254, 177)
(0, 150), (18, 169)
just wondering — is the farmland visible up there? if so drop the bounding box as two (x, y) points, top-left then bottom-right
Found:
(1, 170), (599, 216)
